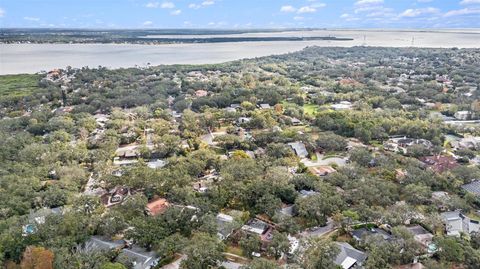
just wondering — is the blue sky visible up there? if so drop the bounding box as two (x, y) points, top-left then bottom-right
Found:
(0, 0), (479, 29)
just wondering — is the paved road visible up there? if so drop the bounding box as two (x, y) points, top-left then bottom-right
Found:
(299, 219), (335, 238)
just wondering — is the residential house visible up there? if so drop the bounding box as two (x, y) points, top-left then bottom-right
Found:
(451, 137), (480, 150)
(288, 141), (308, 159)
(224, 107), (237, 113)
(216, 213), (235, 240)
(23, 207), (63, 236)
(334, 242), (367, 269)
(383, 137), (433, 155)
(351, 227), (392, 242)
(242, 218), (270, 235)
(237, 117), (251, 125)
(405, 225), (435, 253)
(454, 110), (473, 120)
(147, 159), (167, 169)
(279, 203), (295, 217)
(230, 103), (241, 110)
(114, 145), (141, 166)
(101, 187), (130, 207)
(241, 218), (275, 248)
(441, 211), (480, 236)
(258, 103), (271, 110)
(397, 137), (433, 149)
(331, 101), (353, 111)
(81, 236), (159, 269)
(462, 180), (480, 196)
(121, 246), (161, 269)
(420, 155), (458, 173)
(146, 198), (170, 216)
(308, 165), (336, 177)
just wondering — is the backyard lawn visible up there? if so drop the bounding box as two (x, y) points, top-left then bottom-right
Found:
(303, 104), (320, 115)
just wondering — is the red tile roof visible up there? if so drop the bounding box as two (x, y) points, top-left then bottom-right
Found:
(146, 198), (170, 216)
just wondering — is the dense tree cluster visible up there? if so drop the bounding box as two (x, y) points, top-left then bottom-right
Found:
(1, 47), (480, 268)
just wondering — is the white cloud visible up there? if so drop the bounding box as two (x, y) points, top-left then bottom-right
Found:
(293, 16), (304, 21)
(202, 0), (215, 6)
(310, 2), (326, 8)
(145, 2), (159, 8)
(297, 6), (317, 14)
(340, 13), (350, 18)
(143, 20), (153, 26)
(207, 21), (228, 27)
(355, 6), (393, 15)
(399, 7), (439, 17)
(161, 2), (175, 9)
(24, 16), (40, 21)
(189, 1), (215, 9)
(355, 0), (383, 6)
(170, 9), (182, 15)
(417, 0), (433, 2)
(0, 7), (4, 18)
(280, 5), (296, 12)
(460, 0), (480, 4)
(444, 8), (480, 16)
(146, 1), (175, 9)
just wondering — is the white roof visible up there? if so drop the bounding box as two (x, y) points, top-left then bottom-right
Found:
(147, 159), (166, 169)
(217, 213), (234, 222)
(341, 257), (357, 269)
(241, 225), (264, 235)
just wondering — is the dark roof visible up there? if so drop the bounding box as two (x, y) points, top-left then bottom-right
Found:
(351, 227), (392, 241)
(334, 242), (367, 268)
(419, 155), (458, 173)
(406, 225), (431, 236)
(120, 246), (159, 269)
(462, 180), (480, 196)
(81, 236), (159, 269)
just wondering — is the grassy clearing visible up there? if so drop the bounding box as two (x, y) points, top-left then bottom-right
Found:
(225, 245), (244, 257)
(281, 101), (320, 116)
(0, 74), (41, 98)
(467, 211), (480, 221)
(303, 104), (320, 115)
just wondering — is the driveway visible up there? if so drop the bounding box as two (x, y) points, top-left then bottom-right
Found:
(301, 152), (347, 167)
(300, 218), (335, 238)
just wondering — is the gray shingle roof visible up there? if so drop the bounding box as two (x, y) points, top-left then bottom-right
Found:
(351, 227), (391, 241)
(81, 236), (159, 269)
(462, 180), (480, 196)
(334, 242), (366, 269)
(288, 142), (308, 158)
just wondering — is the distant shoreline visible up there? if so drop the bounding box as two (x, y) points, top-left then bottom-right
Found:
(2, 29), (479, 75)
(0, 36), (354, 45)
(2, 28), (478, 45)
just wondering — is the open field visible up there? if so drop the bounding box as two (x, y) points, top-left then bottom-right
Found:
(0, 74), (40, 98)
